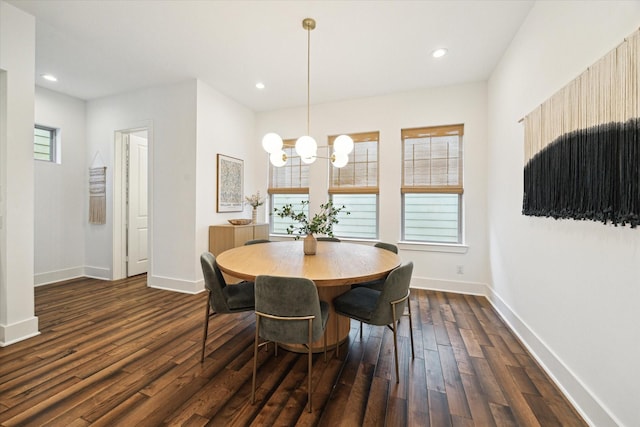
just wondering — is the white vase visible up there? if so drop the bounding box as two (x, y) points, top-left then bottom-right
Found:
(303, 234), (317, 255)
(251, 208), (257, 224)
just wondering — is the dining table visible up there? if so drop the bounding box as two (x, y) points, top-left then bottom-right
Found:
(215, 240), (401, 352)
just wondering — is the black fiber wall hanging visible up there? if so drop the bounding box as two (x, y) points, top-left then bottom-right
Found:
(522, 29), (640, 228)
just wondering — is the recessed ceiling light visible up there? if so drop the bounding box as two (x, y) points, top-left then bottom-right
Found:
(431, 48), (448, 58)
(255, 82), (265, 89)
(41, 74), (58, 82)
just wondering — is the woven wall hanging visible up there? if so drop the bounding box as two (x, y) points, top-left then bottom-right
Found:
(89, 166), (106, 224)
(522, 29), (639, 228)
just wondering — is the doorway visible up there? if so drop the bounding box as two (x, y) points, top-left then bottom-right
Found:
(113, 126), (151, 279)
(126, 131), (148, 276)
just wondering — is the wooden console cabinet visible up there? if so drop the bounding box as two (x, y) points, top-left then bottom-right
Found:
(208, 223), (269, 256)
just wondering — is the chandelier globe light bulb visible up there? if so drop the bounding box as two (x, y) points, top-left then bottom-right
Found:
(333, 134), (354, 154)
(331, 151), (349, 168)
(295, 135), (317, 158)
(262, 132), (283, 154)
(269, 150), (287, 167)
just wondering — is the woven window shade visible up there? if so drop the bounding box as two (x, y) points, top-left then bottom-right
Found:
(401, 124), (464, 194)
(268, 141), (310, 194)
(329, 131), (379, 194)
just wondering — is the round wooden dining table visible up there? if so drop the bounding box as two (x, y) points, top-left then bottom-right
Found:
(216, 240), (401, 352)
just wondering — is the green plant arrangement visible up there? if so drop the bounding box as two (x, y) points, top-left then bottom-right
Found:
(273, 200), (350, 239)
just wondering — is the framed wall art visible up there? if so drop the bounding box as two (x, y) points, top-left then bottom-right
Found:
(216, 154), (243, 212)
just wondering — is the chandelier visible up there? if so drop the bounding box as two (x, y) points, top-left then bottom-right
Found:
(261, 18), (354, 168)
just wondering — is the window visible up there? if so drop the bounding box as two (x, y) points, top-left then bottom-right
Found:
(268, 141), (310, 234)
(34, 125), (58, 162)
(329, 131), (379, 239)
(402, 124), (463, 243)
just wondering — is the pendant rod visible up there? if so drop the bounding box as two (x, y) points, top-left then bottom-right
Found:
(302, 18), (315, 136)
(306, 21), (311, 135)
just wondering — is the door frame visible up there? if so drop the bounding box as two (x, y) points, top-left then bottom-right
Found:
(112, 123), (153, 280)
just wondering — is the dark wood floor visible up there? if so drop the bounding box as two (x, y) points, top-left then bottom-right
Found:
(0, 275), (586, 426)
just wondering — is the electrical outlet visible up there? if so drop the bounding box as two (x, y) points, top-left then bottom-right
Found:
(456, 265), (464, 275)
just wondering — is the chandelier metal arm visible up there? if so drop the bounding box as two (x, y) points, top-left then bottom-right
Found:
(282, 143), (331, 150)
(287, 154), (335, 160)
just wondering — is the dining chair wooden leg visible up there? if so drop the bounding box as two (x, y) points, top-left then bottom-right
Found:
(251, 315), (260, 404)
(335, 313), (339, 358)
(323, 328), (327, 363)
(391, 302), (400, 384)
(307, 319), (313, 413)
(200, 300), (211, 363)
(407, 295), (415, 359)
(359, 321), (363, 341)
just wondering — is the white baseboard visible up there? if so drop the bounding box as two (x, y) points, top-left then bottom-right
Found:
(410, 276), (487, 295)
(486, 287), (618, 427)
(84, 265), (111, 280)
(0, 316), (40, 347)
(148, 274), (205, 294)
(34, 266), (85, 286)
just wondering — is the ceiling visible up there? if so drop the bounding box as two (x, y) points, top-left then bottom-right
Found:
(8, 0), (534, 112)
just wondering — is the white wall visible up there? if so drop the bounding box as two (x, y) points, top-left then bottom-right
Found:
(487, 2), (640, 426)
(195, 80), (258, 282)
(256, 82), (490, 292)
(34, 87), (86, 285)
(85, 81), (199, 290)
(0, 1), (38, 346)
(85, 79), (257, 293)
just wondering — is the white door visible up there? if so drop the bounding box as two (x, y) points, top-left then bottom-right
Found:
(127, 132), (148, 276)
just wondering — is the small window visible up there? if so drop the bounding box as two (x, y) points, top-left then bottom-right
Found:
(34, 125), (57, 162)
(403, 193), (461, 242)
(402, 124), (464, 243)
(330, 193), (378, 239)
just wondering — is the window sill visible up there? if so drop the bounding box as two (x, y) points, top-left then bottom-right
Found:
(398, 241), (468, 254)
(269, 235), (469, 254)
(269, 234), (379, 244)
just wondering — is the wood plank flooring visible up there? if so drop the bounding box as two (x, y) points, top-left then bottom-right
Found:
(0, 275), (587, 426)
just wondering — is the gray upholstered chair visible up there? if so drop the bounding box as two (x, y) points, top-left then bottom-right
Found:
(200, 251), (255, 362)
(374, 241), (398, 254)
(244, 239), (271, 245)
(251, 275), (329, 412)
(353, 242), (399, 291)
(333, 261), (414, 383)
(316, 236), (340, 242)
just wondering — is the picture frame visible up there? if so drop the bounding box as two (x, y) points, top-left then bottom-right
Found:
(216, 154), (244, 212)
